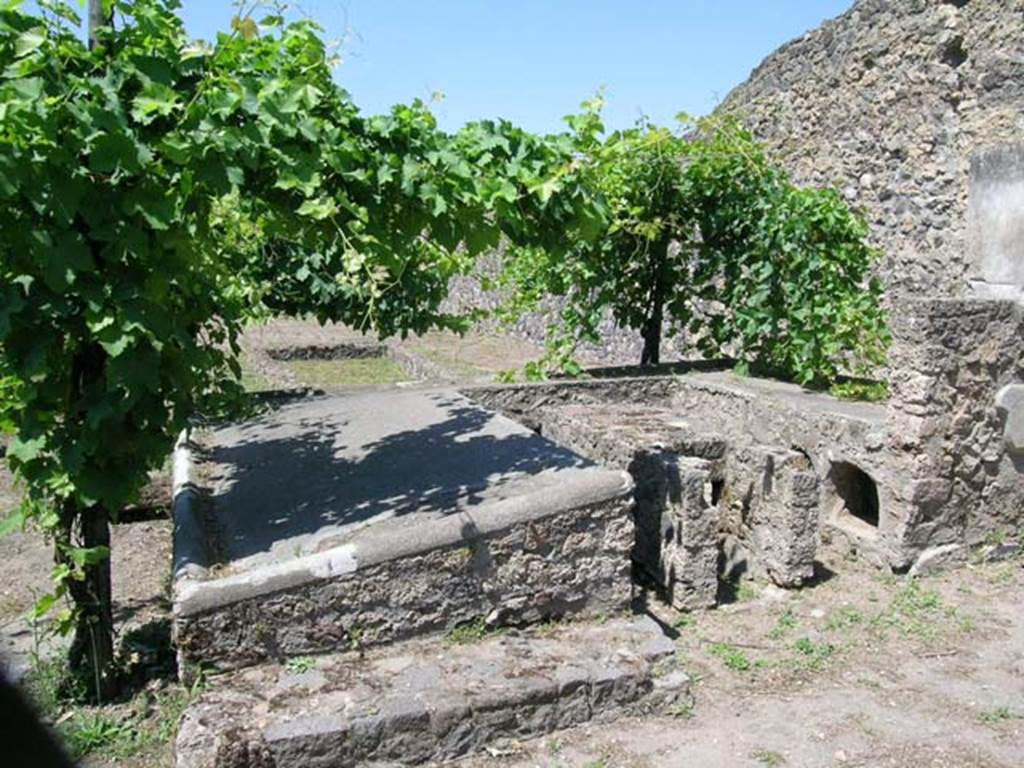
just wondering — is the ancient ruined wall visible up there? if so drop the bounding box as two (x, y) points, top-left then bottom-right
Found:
(723, 0), (1024, 299)
(174, 495), (633, 673)
(885, 298), (1024, 559)
(443, 252), (660, 365)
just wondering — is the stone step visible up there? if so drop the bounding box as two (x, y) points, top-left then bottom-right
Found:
(172, 389), (636, 674)
(175, 615), (689, 768)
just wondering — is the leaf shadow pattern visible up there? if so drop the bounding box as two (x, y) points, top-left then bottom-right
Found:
(197, 391), (591, 564)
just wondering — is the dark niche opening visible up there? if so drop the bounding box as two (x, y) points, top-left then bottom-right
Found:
(710, 479), (725, 507)
(942, 36), (968, 69)
(828, 461), (880, 534)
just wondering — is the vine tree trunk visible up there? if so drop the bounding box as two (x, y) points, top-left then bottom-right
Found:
(640, 238), (670, 366)
(57, 502), (117, 702)
(88, 0), (110, 51)
(54, 0), (120, 704)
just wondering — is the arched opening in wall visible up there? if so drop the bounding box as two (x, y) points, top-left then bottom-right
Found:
(827, 461), (880, 538)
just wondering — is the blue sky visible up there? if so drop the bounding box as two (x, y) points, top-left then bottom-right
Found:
(155, 2), (852, 134)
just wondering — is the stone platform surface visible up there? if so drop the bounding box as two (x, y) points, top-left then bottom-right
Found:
(176, 615), (690, 768)
(173, 388), (635, 670)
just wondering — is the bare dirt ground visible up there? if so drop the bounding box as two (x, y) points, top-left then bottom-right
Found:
(461, 552), (1024, 768)
(239, 318), (551, 390)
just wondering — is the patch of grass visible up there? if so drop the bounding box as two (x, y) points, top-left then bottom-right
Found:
(673, 614), (694, 631)
(667, 699), (696, 720)
(446, 618), (502, 645)
(987, 564), (1019, 586)
(768, 609), (798, 640)
(873, 579), (954, 642)
(978, 706), (1018, 726)
(719, 576), (758, 604)
(826, 606), (864, 631)
(49, 685), (195, 763)
(239, 354), (274, 392)
(284, 656), (316, 674)
(709, 642), (752, 672)
(791, 637), (835, 671)
(404, 340), (485, 379)
(23, 641), (197, 764)
(892, 580), (943, 613)
(22, 651), (77, 721)
(736, 582), (758, 602)
(751, 748), (787, 766)
(60, 711), (140, 760)
(287, 357), (409, 389)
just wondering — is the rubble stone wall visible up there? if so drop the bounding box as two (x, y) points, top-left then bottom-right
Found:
(885, 298), (1024, 560)
(174, 496), (633, 673)
(723, 0), (1024, 299)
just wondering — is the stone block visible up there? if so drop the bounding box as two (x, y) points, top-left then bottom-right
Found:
(745, 448), (820, 588)
(172, 390), (635, 673)
(908, 544), (966, 577)
(628, 450), (719, 610)
(175, 617), (690, 768)
(995, 383), (1024, 454)
(968, 144), (1024, 303)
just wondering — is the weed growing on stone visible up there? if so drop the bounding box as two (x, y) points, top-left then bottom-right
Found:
(446, 618), (500, 645)
(752, 748), (787, 766)
(791, 637), (835, 671)
(768, 609), (798, 640)
(709, 642), (752, 672)
(285, 656), (317, 674)
(977, 706), (1018, 726)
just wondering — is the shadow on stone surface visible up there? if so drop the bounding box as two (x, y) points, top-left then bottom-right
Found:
(203, 391), (591, 564)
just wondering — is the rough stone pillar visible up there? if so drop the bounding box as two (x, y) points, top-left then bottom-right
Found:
(629, 450), (719, 610)
(734, 447), (819, 588)
(885, 298), (1024, 564)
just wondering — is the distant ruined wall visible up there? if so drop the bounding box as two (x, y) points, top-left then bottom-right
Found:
(723, 0), (1024, 299)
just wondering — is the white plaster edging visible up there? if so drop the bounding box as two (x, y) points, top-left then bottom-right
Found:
(171, 430), (212, 583)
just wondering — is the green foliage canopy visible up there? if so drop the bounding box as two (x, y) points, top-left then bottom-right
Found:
(0, 0), (595, 690)
(499, 98), (890, 390)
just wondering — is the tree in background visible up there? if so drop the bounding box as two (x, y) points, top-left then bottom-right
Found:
(0, 0), (594, 698)
(499, 98), (889, 390)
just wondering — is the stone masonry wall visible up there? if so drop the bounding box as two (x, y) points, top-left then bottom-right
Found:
(885, 298), (1024, 561)
(175, 496), (633, 673)
(723, 0), (1024, 299)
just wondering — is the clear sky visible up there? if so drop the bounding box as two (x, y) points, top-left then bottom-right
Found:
(151, 2), (855, 134)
